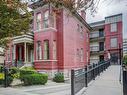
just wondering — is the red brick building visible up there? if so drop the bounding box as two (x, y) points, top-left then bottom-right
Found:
(89, 14), (123, 64)
(5, 1), (91, 78)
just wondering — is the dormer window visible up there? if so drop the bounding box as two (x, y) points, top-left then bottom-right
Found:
(36, 13), (41, 30)
(43, 10), (49, 28)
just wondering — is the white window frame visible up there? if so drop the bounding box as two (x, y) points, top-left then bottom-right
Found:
(36, 13), (41, 31)
(53, 40), (57, 60)
(43, 40), (49, 60)
(36, 41), (42, 60)
(111, 23), (117, 32)
(43, 11), (49, 29)
(110, 38), (118, 48)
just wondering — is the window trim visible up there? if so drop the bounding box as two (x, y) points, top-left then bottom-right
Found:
(36, 41), (42, 60)
(111, 23), (117, 32)
(110, 37), (118, 48)
(43, 10), (49, 29)
(36, 12), (42, 31)
(43, 40), (50, 60)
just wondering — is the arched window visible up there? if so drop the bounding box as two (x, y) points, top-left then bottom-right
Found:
(43, 10), (49, 28)
(36, 13), (41, 30)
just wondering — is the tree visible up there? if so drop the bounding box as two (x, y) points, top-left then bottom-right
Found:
(30, 0), (96, 13)
(0, 0), (31, 48)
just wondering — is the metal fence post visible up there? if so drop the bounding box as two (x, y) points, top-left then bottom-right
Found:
(85, 66), (88, 87)
(71, 70), (75, 95)
(123, 68), (127, 95)
(4, 67), (8, 88)
(98, 63), (100, 76)
(93, 63), (95, 80)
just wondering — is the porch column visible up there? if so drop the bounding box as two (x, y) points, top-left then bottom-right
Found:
(13, 44), (16, 60)
(24, 42), (27, 63)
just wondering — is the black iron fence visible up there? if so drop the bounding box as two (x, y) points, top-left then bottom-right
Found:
(123, 65), (127, 95)
(71, 60), (110, 95)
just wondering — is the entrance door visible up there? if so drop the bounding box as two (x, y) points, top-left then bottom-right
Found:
(99, 42), (104, 51)
(110, 53), (119, 65)
(99, 55), (104, 62)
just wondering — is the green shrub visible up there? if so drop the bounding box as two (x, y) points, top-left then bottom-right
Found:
(6, 76), (13, 86)
(9, 67), (19, 74)
(0, 73), (4, 80)
(53, 72), (64, 83)
(0, 73), (13, 86)
(21, 66), (35, 71)
(123, 55), (127, 65)
(21, 73), (48, 85)
(12, 73), (20, 79)
(0, 66), (3, 73)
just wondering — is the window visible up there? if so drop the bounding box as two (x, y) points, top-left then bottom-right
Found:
(110, 38), (117, 48)
(53, 40), (57, 59)
(43, 11), (49, 28)
(36, 41), (42, 60)
(111, 23), (117, 32)
(99, 29), (104, 37)
(44, 40), (49, 60)
(36, 13), (41, 30)
(77, 24), (80, 32)
(80, 48), (84, 62)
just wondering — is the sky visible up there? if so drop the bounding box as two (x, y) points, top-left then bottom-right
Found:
(86, 0), (127, 39)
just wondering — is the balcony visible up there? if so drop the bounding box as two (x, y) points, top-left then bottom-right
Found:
(90, 46), (104, 54)
(90, 31), (105, 42)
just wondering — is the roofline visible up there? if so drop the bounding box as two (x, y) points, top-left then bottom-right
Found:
(105, 13), (122, 19)
(89, 20), (105, 25)
(74, 12), (92, 31)
(29, 0), (92, 31)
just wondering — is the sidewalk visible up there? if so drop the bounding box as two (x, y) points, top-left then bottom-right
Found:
(83, 65), (123, 95)
(0, 65), (123, 95)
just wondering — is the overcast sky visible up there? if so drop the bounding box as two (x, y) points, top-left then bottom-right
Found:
(86, 0), (127, 39)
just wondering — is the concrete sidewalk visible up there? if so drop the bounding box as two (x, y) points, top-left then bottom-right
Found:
(0, 65), (123, 95)
(83, 65), (123, 95)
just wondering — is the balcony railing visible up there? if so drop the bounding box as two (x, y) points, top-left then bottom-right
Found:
(90, 46), (99, 52)
(90, 31), (104, 39)
(90, 46), (105, 54)
(90, 32), (99, 38)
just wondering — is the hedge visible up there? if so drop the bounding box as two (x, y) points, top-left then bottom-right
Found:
(20, 69), (36, 80)
(53, 72), (64, 83)
(21, 73), (48, 85)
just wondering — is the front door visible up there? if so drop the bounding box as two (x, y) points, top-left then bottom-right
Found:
(110, 53), (119, 65)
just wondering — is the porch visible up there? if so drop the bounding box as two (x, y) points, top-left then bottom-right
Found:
(12, 32), (34, 67)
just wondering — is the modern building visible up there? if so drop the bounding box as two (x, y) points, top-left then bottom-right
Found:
(123, 39), (127, 56)
(5, 1), (91, 78)
(89, 14), (123, 64)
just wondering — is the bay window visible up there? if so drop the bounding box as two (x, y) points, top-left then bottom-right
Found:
(44, 40), (49, 60)
(43, 11), (49, 28)
(53, 40), (57, 59)
(36, 13), (41, 30)
(36, 41), (42, 60)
